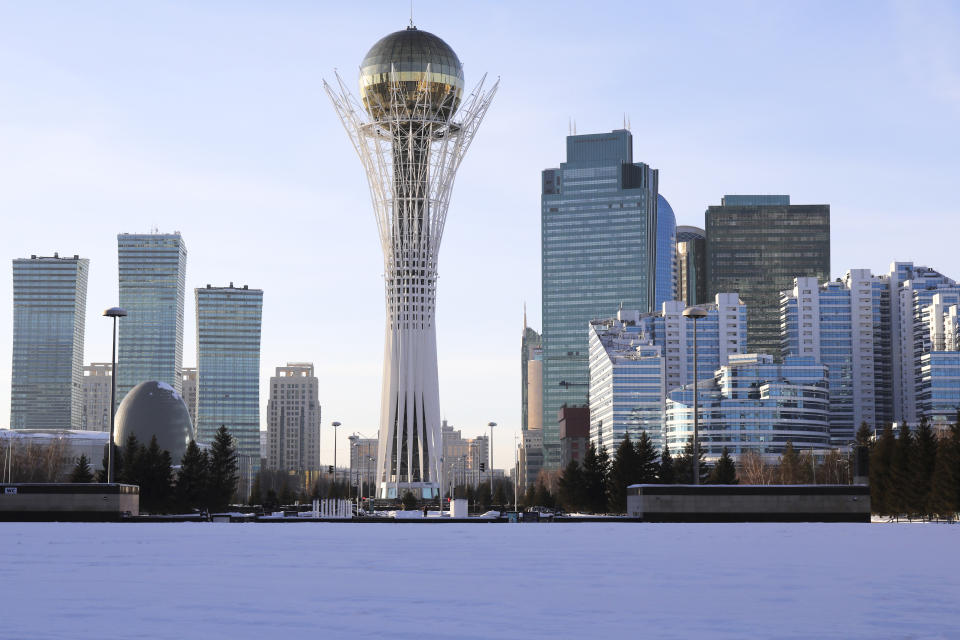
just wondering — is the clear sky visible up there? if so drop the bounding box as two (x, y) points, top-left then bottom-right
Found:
(1, 1), (958, 467)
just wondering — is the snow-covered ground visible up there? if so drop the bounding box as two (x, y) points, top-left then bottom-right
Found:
(1, 522), (957, 639)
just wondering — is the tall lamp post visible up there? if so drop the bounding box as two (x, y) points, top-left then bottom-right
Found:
(487, 421), (496, 504)
(103, 307), (127, 484)
(331, 421), (341, 493)
(682, 306), (708, 485)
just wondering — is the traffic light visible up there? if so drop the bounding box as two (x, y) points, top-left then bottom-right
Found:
(328, 465), (334, 473)
(480, 462), (486, 472)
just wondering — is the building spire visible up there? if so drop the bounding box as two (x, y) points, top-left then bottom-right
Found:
(523, 301), (528, 332)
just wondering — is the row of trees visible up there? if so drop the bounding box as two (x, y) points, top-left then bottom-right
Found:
(869, 416), (960, 518)
(70, 425), (239, 514)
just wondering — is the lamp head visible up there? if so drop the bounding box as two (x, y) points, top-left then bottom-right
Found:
(682, 306), (708, 319)
(103, 307), (127, 318)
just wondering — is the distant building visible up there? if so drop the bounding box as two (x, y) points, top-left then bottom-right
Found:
(521, 315), (543, 432)
(518, 429), (543, 494)
(559, 406), (590, 466)
(349, 434), (378, 493)
(0, 429), (108, 481)
(11, 254), (89, 430)
(195, 283), (263, 498)
(266, 363), (321, 475)
(117, 232), (187, 405)
(82, 363), (112, 432)
(664, 354), (830, 460)
(181, 367), (197, 426)
(655, 195), (677, 309)
(675, 225), (706, 306)
(541, 129), (659, 468)
(441, 421), (490, 488)
(706, 195), (830, 358)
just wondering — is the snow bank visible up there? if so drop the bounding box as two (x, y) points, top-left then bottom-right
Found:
(1, 523), (958, 638)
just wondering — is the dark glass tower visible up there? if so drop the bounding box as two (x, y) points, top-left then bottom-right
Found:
(541, 129), (658, 468)
(676, 225), (706, 306)
(706, 195), (830, 358)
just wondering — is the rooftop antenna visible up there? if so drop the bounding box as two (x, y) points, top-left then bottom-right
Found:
(568, 117), (572, 136)
(627, 114), (631, 130)
(573, 119), (577, 135)
(623, 113), (626, 129)
(409, 0), (414, 28)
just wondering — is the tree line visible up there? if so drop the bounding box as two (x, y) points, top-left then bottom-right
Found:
(70, 425), (239, 514)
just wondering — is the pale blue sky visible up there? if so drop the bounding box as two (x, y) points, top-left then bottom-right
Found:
(1, 1), (958, 466)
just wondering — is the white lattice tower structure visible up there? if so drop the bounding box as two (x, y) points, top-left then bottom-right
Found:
(324, 27), (497, 499)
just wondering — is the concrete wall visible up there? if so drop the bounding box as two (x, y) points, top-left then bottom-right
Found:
(0, 483), (139, 521)
(627, 485), (870, 522)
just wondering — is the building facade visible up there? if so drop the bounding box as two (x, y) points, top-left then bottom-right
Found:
(181, 366), (197, 426)
(705, 195), (830, 358)
(11, 254), (89, 430)
(521, 319), (543, 431)
(664, 354), (831, 460)
(117, 232), (187, 404)
(195, 284), (263, 496)
(675, 225), (706, 306)
(559, 406), (590, 466)
(518, 429), (543, 494)
(655, 194), (677, 310)
(266, 363), (321, 475)
(541, 129), (659, 468)
(82, 363), (112, 432)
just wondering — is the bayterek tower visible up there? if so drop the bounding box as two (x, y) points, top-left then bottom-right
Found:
(325, 26), (497, 499)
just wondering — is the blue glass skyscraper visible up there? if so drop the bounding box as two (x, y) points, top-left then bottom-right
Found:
(541, 129), (658, 467)
(654, 194), (676, 310)
(195, 284), (263, 494)
(117, 232), (187, 404)
(10, 254), (88, 429)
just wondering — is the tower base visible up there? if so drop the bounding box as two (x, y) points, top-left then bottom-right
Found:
(378, 482), (440, 500)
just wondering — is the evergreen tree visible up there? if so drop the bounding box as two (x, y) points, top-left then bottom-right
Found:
(139, 436), (173, 513)
(855, 422), (874, 447)
(607, 435), (637, 513)
(928, 422), (960, 519)
(118, 433), (142, 485)
(69, 454), (94, 483)
(523, 484), (536, 509)
(532, 480), (554, 509)
(400, 490), (418, 510)
(493, 481), (507, 507)
(674, 440), (707, 484)
(175, 440), (209, 511)
(581, 443), (609, 513)
(659, 443), (675, 484)
(870, 424), (896, 515)
(207, 425), (239, 511)
(708, 447), (738, 484)
(635, 431), (661, 483)
(557, 459), (584, 512)
(777, 441), (803, 484)
(889, 423), (915, 517)
(913, 416), (938, 515)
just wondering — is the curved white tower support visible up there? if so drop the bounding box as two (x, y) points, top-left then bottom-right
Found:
(325, 39), (496, 500)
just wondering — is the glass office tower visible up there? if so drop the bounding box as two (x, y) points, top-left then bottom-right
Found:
(195, 284), (263, 493)
(117, 232), (187, 404)
(676, 225), (706, 306)
(541, 129), (658, 468)
(655, 194), (676, 310)
(705, 195), (829, 358)
(10, 254), (89, 430)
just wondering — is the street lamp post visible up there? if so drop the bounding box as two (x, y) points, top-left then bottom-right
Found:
(487, 421), (496, 505)
(331, 421), (341, 494)
(103, 307), (127, 484)
(682, 306), (708, 485)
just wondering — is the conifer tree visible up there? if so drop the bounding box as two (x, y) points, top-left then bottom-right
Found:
(777, 441), (803, 484)
(928, 422), (960, 519)
(207, 425), (239, 511)
(870, 424), (896, 515)
(118, 433), (142, 485)
(532, 480), (554, 509)
(913, 416), (938, 515)
(889, 423), (915, 517)
(607, 435), (637, 513)
(69, 454), (94, 483)
(557, 459), (584, 512)
(855, 422), (874, 447)
(634, 431), (660, 483)
(175, 440), (209, 511)
(659, 442), (675, 484)
(708, 447), (738, 484)
(674, 440), (707, 484)
(137, 436), (173, 513)
(523, 484), (536, 509)
(581, 444), (609, 513)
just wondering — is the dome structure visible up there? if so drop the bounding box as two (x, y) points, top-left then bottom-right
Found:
(114, 381), (194, 464)
(359, 26), (464, 122)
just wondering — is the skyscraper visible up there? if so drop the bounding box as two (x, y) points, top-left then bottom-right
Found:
(676, 225), (706, 306)
(117, 232), (187, 404)
(195, 283), (263, 496)
(10, 254), (88, 430)
(82, 363), (113, 432)
(266, 362), (321, 476)
(655, 194), (677, 309)
(325, 26), (497, 499)
(521, 310), (542, 431)
(541, 129), (659, 468)
(181, 366), (197, 426)
(705, 195), (829, 358)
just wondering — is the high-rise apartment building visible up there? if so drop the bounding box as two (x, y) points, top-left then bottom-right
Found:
(518, 429), (543, 494)
(781, 272), (892, 444)
(706, 195), (829, 358)
(82, 363), (113, 432)
(11, 254), (89, 430)
(196, 283), (263, 496)
(676, 225), (706, 306)
(266, 363), (321, 474)
(181, 366), (197, 426)
(541, 129), (659, 468)
(117, 232), (187, 404)
(655, 195), (677, 310)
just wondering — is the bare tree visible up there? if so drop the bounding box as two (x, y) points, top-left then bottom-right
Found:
(738, 450), (775, 485)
